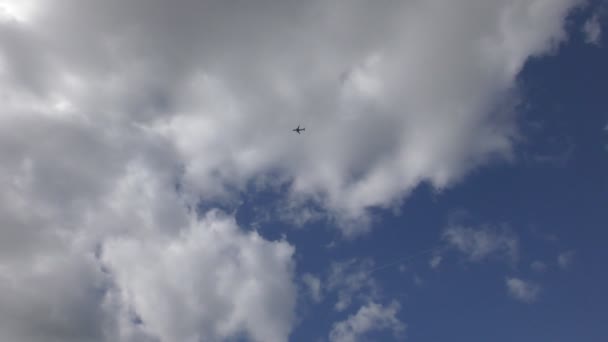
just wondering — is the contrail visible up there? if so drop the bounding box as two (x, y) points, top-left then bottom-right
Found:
(367, 245), (446, 275)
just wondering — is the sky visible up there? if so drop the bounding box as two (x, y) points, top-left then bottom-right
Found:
(0, 0), (606, 341)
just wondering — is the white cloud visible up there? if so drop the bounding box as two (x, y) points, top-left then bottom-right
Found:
(506, 277), (541, 303)
(329, 301), (405, 342)
(558, 250), (575, 269)
(0, 0), (581, 235)
(302, 273), (323, 303)
(583, 14), (602, 45)
(530, 260), (548, 272)
(0, 0), (583, 339)
(0, 118), (297, 342)
(429, 255), (443, 269)
(326, 259), (380, 312)
(103, 211), (296, 342)
(442, 225), (519, 262)
(0, 0), (39, 23)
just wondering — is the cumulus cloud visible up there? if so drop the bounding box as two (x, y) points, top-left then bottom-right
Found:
(0, 0), (583, 340)
(329, 301), (405, 342)
(0, 152), (297, 342)
(103, 211), (296, 342)
(0, 111), (297, 341)
(506, 277), (541, 303)
(442, 225), (519, 262)
(1, 0), (581, 234)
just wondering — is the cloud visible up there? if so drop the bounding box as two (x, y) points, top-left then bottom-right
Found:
(0, 118), (297, 342)
(0, 249), (115, 342)
(0, 0), (39, 23)
(302, 273), (323, 303)
(530, 260), (548, 272)
(326, 259), (380, 312)
(329, 301), (405, 342)
(558, 250), (575, 269)
(506, 277), (541, 303)
(102, 211), (296, 342)
(442, 225), (519, 262)
(429, 255), (443, 269)
(413, 275), (424, 287)
(583, 14), (602, 45)
(0, 0), (582, 235)
(0, 0), (583, 339)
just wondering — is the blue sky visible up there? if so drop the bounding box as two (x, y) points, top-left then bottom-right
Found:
(0, 1), (606, 342)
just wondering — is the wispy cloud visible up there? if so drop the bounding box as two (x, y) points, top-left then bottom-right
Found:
(326, 259), (380, 312)
(558, 250), (576, 269)
(413, 274), (424, 287)
(506, 277), (541, 303)
(530, 260), (548, 273)
(443, 225), (519, 263)
(329, 301), (405, 342)
(583, 14), (602, 45)
(302, 273), (323, 303)
(429, 255), (443, 269)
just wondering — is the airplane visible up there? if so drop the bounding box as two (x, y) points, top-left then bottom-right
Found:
(292, 125), (305, 134)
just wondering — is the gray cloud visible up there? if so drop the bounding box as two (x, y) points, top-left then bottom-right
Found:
(0, 250), (111, 342)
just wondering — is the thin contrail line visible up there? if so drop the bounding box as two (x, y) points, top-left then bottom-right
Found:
(367, 245), (446, 275)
